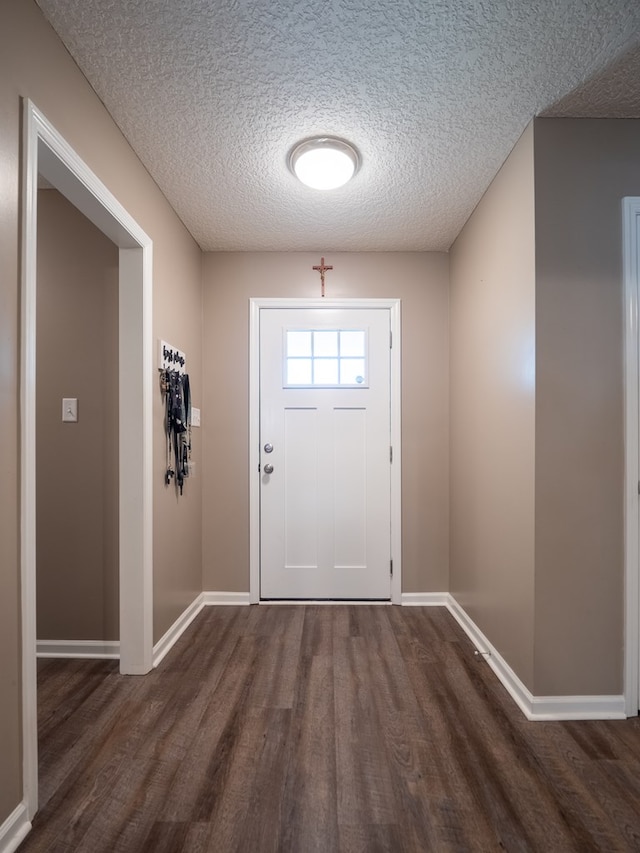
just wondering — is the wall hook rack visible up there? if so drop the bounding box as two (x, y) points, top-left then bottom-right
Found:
(159, 339), (186, 374)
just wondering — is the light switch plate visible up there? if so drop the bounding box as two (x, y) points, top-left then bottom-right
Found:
(62, 398), (78, 422)
(191, 407), (201, 427)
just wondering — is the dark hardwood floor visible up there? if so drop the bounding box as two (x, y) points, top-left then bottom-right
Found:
(20, 605), (640, 852)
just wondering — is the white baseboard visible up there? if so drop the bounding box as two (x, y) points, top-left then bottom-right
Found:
(260, 599), (391, 605)
(0, 801), (31, 853)
(153, 593), (205, 667)
(401, 592), (450, 606)
(100, 587), (625, 721)
(527, 693), (626, 720)
(445, 595), (534, 718)
(152, 591), (251, 668)
(445, 595), (626, 721)
(36, 640), (119, 659)
(202, 591), (252, 605)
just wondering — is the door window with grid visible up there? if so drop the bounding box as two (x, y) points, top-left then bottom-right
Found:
(284, 329), (367, 387)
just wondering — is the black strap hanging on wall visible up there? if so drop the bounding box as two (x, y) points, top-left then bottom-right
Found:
(159, 341), (192, 496)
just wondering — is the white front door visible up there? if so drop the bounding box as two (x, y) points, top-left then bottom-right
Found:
(259, 306), (391, 599)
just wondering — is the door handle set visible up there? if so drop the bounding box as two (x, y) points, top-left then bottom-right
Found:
(263, 442), (274, 475)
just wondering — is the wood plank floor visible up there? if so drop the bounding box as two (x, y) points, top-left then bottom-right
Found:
(20, 605), (640, 852)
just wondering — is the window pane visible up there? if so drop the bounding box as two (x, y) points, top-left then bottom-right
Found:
(285, 328), (368, 388)
(287, 331), (312, 357)
(313, 331), (338, 357)
(287, 358), (312, 384)
(314, 359), (339, 384)
(340, 358), (366, 385)
(340, 330), (365, 357)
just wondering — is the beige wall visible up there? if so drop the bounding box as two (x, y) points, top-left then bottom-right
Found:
(533, 118), (640, 695)
(202, 252), (450, 595)
(449, 124), (537, 688)
(152, 215), (203, 643)
(450, 117), (640, 697)
(36, 189), (119, 641)
(0, 0), (202, 820)
(2, 1), (637, 835)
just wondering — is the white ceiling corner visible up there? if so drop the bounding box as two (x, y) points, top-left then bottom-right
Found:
(35, 0), (640, 252)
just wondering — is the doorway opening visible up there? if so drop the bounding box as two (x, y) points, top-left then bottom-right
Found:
(36, 189), (120, 656)
(21, 100), (154, 818)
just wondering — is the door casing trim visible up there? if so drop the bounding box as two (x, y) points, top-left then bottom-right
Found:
(249, 298), (402, 604)
(623, 196), (640, 716)
(21, 100), (154, 817)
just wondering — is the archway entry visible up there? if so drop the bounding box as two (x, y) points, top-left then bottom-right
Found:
(21, 99), (154, 818)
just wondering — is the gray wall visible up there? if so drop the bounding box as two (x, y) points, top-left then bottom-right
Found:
(533, 117), (640, 695)
(37, 189), (119, 642)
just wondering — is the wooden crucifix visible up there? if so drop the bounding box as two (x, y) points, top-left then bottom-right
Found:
(313, 257), (333, 297)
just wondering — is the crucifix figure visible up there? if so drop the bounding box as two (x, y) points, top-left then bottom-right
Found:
(313, 257), (333, 297)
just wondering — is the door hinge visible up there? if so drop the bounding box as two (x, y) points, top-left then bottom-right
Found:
(390, 331), (393, 349)
(638, 480), (640, 495)
(390, 559), (393, 577)
(390, 446), (393, 463)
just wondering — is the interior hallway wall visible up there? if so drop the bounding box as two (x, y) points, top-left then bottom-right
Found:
(36, 189), (119, 641)
(0, 0), (203, 820)
(532, 117), (640, 696)
(201, 252), (450, 595)
(449, 123), (536, 689)
(450, 117), (640, 698)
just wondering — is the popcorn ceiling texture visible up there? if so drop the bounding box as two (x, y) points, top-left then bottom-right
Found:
(36, 0), (640, 252)
(543, 41), (640, 119)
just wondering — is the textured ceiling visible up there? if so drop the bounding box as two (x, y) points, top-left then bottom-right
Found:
(543, 39), (640, 118)
(35, 0), (640, 252)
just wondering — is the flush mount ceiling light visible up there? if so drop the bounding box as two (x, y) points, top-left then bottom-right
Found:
(289, 137), (360, 190)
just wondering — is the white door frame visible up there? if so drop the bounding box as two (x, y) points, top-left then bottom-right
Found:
(249, 297), (402, 604)
(21, 100), (154, 817)
(624, 196), (640, 717)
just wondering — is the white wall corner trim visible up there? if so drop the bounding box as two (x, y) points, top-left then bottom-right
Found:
(0, 801), (31, 853)
(153, 594), (206, 668)
(202, 592), (252, 606)
(401, 592), (450, 606)
(446, 596), (626, 721)
(36, 640), (120, 659)
(623, 196), (640, 717)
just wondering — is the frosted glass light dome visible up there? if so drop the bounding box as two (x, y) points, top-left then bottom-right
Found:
(289, 137), (359, 190)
